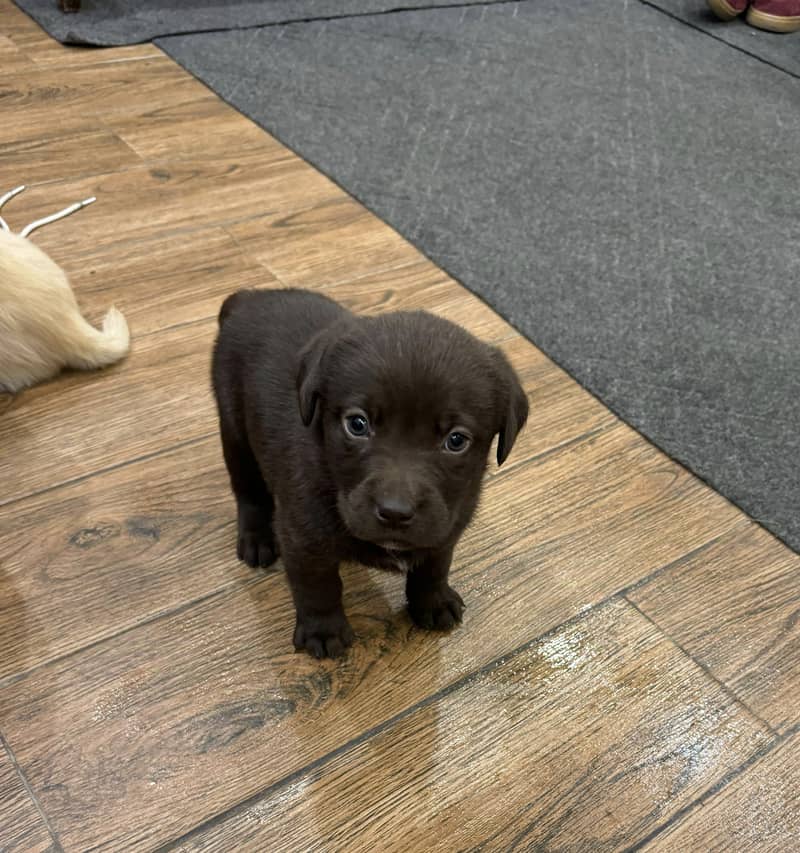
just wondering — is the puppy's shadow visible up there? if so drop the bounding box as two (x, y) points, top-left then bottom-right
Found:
(279, 566), (445, 835)
(343, 562), (414, 654)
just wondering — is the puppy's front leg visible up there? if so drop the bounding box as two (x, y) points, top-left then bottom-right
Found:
(406, 547), (465, 631)
(284, 549), (354, 659)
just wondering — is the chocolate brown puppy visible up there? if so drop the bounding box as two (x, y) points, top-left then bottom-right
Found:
(212, 289), (528, 658)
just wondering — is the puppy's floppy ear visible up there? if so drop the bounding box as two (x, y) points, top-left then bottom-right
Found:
(296, 327), (334, 427)
(491, 347), (529, 466)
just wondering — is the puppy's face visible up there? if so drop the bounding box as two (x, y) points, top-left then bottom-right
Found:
(298, 312), (528, 552)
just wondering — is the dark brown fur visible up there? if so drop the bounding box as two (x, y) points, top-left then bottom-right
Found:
(212, 289), (528, 658)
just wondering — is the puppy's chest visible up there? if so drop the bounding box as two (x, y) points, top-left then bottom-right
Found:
(380, 551), (413, 574)
(354, 542), (414, 574)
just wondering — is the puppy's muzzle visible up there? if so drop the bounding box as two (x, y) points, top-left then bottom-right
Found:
(340, 466), (449, 549)
(374, 494), (415, 528)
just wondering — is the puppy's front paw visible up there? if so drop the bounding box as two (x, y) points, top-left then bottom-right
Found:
(293, 612), (355, 659)
(408, 584), (465, 631)
(237, 530), (278, 569)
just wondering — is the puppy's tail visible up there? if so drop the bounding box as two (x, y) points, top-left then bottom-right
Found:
(67, 306), (131, 370)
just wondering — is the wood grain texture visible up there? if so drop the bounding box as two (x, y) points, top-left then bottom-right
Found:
(55, 227), (276, 337)
(311, 259), (519, 347)
(642, 730), (800, 852)
(62, 240), (509, 345)
(168, 600), (773, 852)
(0, 745), (55, 853)
(0, 320), (218, 504)
(28, 42), (162, 68)
(0, 428), (746, 851)
(0, 33), (36, 75)
(629, 524), (800, 734)
(0, 436), (252, 681)
(1, 155), (341, 265)
(0, 107), (95, 149)
(0, 127), (141, 187)
(103, 95), (287, 162)
(227, 196), (422, 287)
(0, 57), (204, 131)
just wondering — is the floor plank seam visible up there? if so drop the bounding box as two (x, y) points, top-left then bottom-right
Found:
(133, 314), (217, 341)
(0, 433), (215, 510)
(250, 254), (430, 293)
(622, 595), (780, 738)
(1, 157), (300, 242)
(0, 574), (266, 691)
(37, 53), (166, 69)
(155, 547), (739, 849)
(616, 523), (748, 598)
(217, 195), (347, 258)
(1, 731), (64, 852)
(625, 720), (800, 851)
(7, 256), (441, 349)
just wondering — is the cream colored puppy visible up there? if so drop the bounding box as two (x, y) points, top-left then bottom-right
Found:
(0, 229), (129, 393)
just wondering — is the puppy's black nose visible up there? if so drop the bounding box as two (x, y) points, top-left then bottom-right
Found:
(374, 497), (415, 527)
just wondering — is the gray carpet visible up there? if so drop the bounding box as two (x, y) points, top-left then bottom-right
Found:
(643, 0), (800, 77)
(157, 1), (800, 551)
(12, 0), (509, 45)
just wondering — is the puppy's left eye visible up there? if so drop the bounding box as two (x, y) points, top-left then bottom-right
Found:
(444, 431), (470, 453)
(343, 411), (370, 439)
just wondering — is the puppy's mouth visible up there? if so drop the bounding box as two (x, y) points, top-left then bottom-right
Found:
(337, 491), (448, 552)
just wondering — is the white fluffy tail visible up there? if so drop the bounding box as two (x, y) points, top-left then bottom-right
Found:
(69, 306), (130, 369)
(99, 307), (130, 363)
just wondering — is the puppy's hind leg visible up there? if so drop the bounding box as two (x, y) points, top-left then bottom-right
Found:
(219, 424), (278, 570)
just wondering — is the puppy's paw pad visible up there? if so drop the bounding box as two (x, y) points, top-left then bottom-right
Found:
(409, 585), (465, 631)
(237, 531), (278, 569)
(294, 614), (355, 659)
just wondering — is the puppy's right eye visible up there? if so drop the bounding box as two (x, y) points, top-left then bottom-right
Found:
(343, 412), (370, 438)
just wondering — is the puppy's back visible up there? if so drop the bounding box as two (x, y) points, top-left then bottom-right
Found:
(217, 288), (345, 339)
(212, 288), (346, 407)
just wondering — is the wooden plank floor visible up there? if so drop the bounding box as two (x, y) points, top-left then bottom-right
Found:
(1, 3), (798, 850)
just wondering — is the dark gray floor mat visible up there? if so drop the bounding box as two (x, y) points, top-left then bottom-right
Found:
(11, 0), (512, 46)
(158, 0), (800, 550)
(643, 0), (800, 78)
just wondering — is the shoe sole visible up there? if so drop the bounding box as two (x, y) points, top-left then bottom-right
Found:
(707, 0), (745, 19)
(746, 7), (800, 30)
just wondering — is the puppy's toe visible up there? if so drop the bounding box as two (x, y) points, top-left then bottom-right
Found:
(237, 531), (278, 570)
(293, 613), (354, 659)
(257, 540), (278, 568)
(409, 584), (465, 631)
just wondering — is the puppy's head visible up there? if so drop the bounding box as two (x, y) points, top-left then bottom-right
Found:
(297, 311), (527, 551)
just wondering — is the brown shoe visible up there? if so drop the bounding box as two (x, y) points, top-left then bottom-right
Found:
(747, 0), (800, 30)
(707, 0), (748, 20)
